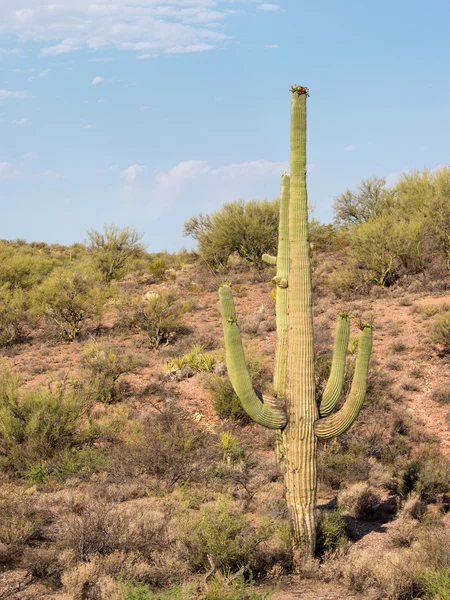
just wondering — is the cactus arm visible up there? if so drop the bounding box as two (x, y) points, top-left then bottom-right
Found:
(219, 284), (288, 429)
(319, 313), (351, 417)
(314, 325), (373, 440)
(262, 254), (277, 265)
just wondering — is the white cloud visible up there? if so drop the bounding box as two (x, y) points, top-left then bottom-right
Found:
(344, 144), (357, 152)
(38, 69), (51, 77)
(122, 164), (146, 183)
(257, 4), (282, 12)
(12, 118), (28, 126)
(88, 57), (112, 63)
(0, 89), (29, 99)
(153, 158), (296, 208)
(41, 39), (80, 56)
(98, 164), (119, 173)
(0, 161), (19, 179)
(140, 105), (150, 111)
(0, 2), (234, 57)
(81, 124), (93, 129)
(91, 76), (104, 85)
(137, 53), (158, 60)
(22, 152), (37, 159)
(97, 97), (104, 103)
(264, 44), (279, 49)
(0, 48), (22, 56)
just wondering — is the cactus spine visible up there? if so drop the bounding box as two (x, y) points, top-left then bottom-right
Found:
(219, 86), (373, 557)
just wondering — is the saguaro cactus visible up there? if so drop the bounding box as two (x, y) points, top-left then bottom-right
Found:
(219, 86), (373, 557)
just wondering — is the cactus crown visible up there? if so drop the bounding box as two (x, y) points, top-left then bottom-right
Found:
(359, 321), (373, 331)
(290, 85), (310, 97)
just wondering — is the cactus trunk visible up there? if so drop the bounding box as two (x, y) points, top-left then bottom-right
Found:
(282, 90), (318, 554)
(219, 85), (373, 559)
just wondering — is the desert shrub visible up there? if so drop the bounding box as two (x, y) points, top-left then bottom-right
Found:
(389, 516), (419, 548)
(184, 199), (279, 270)
(344, 549), (418, 599)
(337, 483), (380, 519)
(333, 176), (392, 227)
(431, 385), (450, 405)
(0, 363), (109, 480)
(349, 212), (424, 287)
(120, 582), (192, 600)
(117, 408), (214, 489)
(316, 509), (347, 556)
(120, 291), (189, 349)
(207, 377), (249, 423)
(87, 223), (146, 283)
(0, 240), (56, 289)
(430, 311), (450, 351)
(82, 341), (137, 403)
(179, 499), (271, 573)
(31, 267), (107, 340)
(58, 500), (166, 563)
(318, 439), (371, 489)
(207, 349), (267, 423)
(395, 450), (450, 502)
(148, 258), (169, 282)
(0, 488), (43, 562)
(418, 569), (450, 600)
(0, 284), (30, 346)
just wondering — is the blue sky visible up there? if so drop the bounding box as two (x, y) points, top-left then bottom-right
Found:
(1, 0), (450, 252)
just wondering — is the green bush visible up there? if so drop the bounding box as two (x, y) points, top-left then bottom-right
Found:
(179, 499), (271, 573)
(430, 312), (450, 351)
(82, 341), (137, 403)
(184, 199), (279, 270)
(0, 362), (107, 480)
(418, 568), (450, 600)
(87, 223), (146, 283)
(396, 451), (450, 502)
(120, 291), (189, 349)
(0, 284), (30, 346)
(121, 582), (192, 600)
(207, 349), (266, 423)
(316, 509), (347, 556)
(32, 267), (107, 340)
(207, 377), (249, 422)
(0, 240), (56, 289)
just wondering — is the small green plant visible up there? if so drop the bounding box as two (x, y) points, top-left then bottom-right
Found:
(207, 376), (249, 422)
(121, 582), (192, 600)
(82, 341), (136, 403)
(217, 431), (245, 465)
(166, 345), (216, 374)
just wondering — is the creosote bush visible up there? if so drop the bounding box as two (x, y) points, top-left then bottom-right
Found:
(87, 223), (146, 283)
(0, 362), (115, 481)
(82, 341), (137, 403)
(178, 498), (272, 574)
(184, 199), (279, 270)
(120, 291), (190, 349)
(32, 267), (108, 340)
(0, 283), (30, 347)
